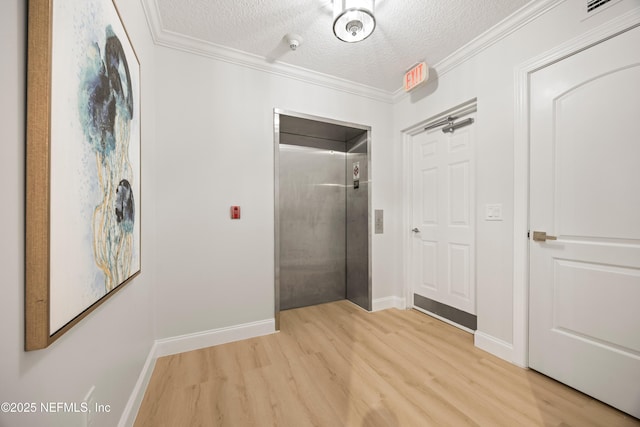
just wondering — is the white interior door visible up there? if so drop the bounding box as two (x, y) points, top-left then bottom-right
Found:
(529, 25), (640, 418)
(411, 113), (476, 317)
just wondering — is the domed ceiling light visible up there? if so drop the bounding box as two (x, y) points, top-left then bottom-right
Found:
(333, 0), (376, 43)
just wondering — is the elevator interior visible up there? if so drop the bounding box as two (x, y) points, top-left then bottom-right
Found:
(274, 110), (371, 325)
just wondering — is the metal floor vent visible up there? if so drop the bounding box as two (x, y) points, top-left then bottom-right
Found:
(587, 0), (613, 13)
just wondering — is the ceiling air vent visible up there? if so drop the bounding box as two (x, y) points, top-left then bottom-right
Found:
(587, 0), (613, 13)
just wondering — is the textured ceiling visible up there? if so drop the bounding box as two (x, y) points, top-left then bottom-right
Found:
(153, 0), (531, 93)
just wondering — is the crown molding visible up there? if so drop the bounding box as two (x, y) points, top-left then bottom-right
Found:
(143, 0), (562, 106)
(392, 0), (564, 104)
(432, 0), (564, 79)
(141, 0), (395, 104)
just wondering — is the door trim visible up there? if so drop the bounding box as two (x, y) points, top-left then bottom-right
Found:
(401, 98), (477, 315)
(512, 9), (640, 368)
(273, 108), (372, 329)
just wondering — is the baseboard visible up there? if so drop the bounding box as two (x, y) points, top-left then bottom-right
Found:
(474, 330), (515, 364)
(372, 296), (406, 311)
(118, 341), (159, 427)
(154, 318), (276, 358)
(119, 318), (276, 426)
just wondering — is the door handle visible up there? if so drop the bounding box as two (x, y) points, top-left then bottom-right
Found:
(532, 231), (557, 242)
(412, 228), (420, 233)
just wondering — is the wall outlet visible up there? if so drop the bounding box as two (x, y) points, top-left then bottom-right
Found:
(83, 385), (96, 427)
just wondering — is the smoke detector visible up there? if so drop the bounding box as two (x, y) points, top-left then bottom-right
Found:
(285, 33), (303, 51)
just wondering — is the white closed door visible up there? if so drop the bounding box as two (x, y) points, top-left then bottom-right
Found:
(529, 25), (640, 418)
(411, 114), (476, 316)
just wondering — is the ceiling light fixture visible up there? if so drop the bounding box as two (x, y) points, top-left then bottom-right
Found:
(333, 0), (376, 43)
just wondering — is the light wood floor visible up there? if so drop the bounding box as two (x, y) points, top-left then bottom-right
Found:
(135, 300), (640, 426)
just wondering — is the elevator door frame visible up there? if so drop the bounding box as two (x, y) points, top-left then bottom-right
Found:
(274, 108), (372, 329)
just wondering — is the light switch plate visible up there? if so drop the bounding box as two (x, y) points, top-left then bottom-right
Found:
(485, 204), (503, 221)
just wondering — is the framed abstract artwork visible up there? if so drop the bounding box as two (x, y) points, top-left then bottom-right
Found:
(26, 0), (141, 350)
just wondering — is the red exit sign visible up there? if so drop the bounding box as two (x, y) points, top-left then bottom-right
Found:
(403, 62), (428, 92)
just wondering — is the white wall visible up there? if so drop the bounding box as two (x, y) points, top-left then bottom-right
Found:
(6, 1), (636, 424)
(0, 1), (156, 426)
(153, 46), (399, 339)
(394, 0), (640, 357)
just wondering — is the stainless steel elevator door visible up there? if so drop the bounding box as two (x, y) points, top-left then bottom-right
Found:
(346, 133), (370, 310)
(279, 145), (346, 310)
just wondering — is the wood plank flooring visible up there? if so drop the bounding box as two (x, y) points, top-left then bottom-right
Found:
(134, 300), (640, 426)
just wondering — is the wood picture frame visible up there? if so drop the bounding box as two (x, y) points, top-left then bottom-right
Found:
(26, 0), (141, 350)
